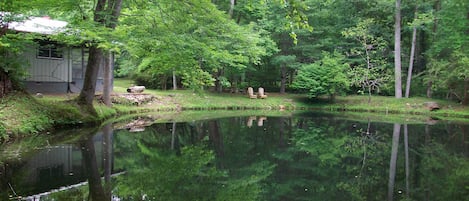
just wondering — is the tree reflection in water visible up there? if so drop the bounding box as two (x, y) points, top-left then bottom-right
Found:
(1, 115), (467, 201)
(80, 133), (108, 201)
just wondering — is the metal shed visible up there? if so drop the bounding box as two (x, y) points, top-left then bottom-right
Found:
(7, 16), (108, 94)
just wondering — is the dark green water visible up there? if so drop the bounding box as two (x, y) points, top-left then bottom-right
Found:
(1, 112), (468, 200)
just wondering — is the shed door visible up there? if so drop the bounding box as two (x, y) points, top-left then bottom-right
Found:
(71, 48), (88, 80)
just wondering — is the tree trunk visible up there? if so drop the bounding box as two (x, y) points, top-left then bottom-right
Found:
(0, 18), (12, 98)
(404, 124), (410, 197)
(229, 0), (236, 18)
(77, 46), (103, 110)
(406, 6), (418, 98)
(102, 124), (113, 199)
(367, 85), (372, 104)
(107, 0), (123, 29)
(0, 71), (12, 98)
(214, 69), (224, 93)
(394, 0), (402, 98)
(103, 52), (112, 106)
(462, 78), (469, 105)
(461, 125), (467, 156)
(208, 120), (224, 168)
(278, 117), (286, 147)
(280, 64), (287, 94)
(428, 1), (441, 99)
(81, 136), (108, 201)
(360, 119), (372, 176)
(172, 69), (177, 90)
(171, 122), (177, 149)
(161, 75), (167, 90)
(426, 81), (433, 98)
(77, 0), (122, 111)
(466, 10), (469, 103)
(388, 123), (401, 201)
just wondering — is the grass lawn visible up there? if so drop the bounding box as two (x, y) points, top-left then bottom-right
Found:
(113, 78), (305, 110)
(113, 78), (469, 121)
(1, 78), (469, 140)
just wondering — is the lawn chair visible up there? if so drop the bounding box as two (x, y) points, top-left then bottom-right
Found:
(247, 116), (256, 127)
(247, 87), (257, 99)
(257, 87), (267, 99)
(257, 116), (267, 126)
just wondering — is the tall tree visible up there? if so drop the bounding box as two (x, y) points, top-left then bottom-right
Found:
(343, 19), (390, 103)
(403, 1), (433, 98)
(76, 0), (122, 111)
(120, 0), (268, 92)
(272, 55), (297, 94)
(394, 0), (402, 98)
(103, 53), (113, 106)
(426, 0), (441, 98)
(405, 7), (418, 98)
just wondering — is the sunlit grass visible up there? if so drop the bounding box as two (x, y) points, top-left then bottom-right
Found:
(2, 78), (469, 139)
(113, 78), (303, 110)
(330, 95), (468, 117)
(113, 78), (136, 93)
(112, 78), (469, 121)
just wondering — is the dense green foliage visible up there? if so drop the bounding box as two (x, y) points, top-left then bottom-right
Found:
(1, 0), (468, 104)
(116, 0), (275, 92)
(0, 1), (36, 91)
(292, 52), (349, 99)
(425, 0), (469, 104)
(0, 0), (468, 118)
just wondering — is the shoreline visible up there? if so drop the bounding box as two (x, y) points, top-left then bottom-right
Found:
(1, 90), (468, 141)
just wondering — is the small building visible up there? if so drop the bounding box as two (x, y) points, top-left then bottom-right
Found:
(7, 16), (109, 94)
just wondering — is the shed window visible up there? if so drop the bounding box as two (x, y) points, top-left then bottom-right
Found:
(37, 41), (63, 59)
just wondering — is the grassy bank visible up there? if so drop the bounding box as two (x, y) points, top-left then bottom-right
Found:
(0, 92), (117, 140)
(1, 78), (468, 141)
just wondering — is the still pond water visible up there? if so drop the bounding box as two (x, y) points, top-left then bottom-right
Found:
(1, 112), (468, 201)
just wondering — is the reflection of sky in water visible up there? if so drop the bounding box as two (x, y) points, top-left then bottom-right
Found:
(1, 114), (468, 201)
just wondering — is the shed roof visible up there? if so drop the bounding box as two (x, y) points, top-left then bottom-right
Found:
(8, 16), (67, 35)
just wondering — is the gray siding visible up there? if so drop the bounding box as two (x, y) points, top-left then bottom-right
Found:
(24, 47), (72, 83)
(24, 81), (68, 94)
(23, 45), (108, 94)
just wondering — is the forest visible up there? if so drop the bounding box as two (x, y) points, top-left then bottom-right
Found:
(1, 0), (468, 106)
(1, 1), (468, 200)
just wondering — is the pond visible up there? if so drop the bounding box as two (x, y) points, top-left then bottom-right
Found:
(0, 112), (468, 201)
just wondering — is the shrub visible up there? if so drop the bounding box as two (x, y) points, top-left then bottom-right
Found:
(292, 52), (349, 100)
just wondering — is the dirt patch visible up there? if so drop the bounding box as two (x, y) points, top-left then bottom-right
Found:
(98, 93), (181, 110)
(113, 93), (155, 105)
